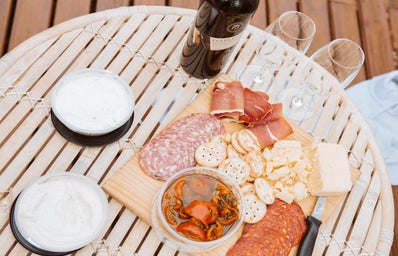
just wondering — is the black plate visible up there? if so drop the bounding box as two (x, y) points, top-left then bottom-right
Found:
(51, 110), (134, 147)
(10, 195), (77, 256)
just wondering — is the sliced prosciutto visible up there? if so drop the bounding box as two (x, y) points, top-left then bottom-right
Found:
(210, 80), (272, 125)
(260, 103), (283, 123)
(267, 117), (293, 141)
(248, 117), (293, 148)
(239, 88), (272, 126)
(210, 80), (293, 148)
(210, 81), (244, 121)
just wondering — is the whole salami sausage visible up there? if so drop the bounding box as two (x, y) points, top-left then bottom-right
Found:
(227, 199), (307, 256)
(138, 113), (225, 180)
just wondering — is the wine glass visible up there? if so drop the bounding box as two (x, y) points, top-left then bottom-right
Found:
(238, 11), (316, 91)
(281, 38), (365, 121)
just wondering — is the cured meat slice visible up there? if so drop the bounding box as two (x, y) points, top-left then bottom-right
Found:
(227, 199), (306, 256)
(239, 88), (272, 126)
(210, 80), (273, 125)
(210, 81), (244, 120)
(138, 113), (225, 180)
(247, 124), (275, 148)
(248, 117), (293, 148)
(267, 117), (293, 142)
(261, 103), (283, 123)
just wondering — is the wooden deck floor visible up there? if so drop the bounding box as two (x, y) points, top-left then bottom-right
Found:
(0, 0), (397, 255)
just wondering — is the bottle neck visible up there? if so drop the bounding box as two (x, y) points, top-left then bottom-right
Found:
(205, 0), (259, 15)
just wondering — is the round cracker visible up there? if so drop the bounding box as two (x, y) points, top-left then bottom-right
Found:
(237, 129), (261, 152)
(231, 132), (248, 154)
(195, 141), (227, 167)
(218, 157), (250, 185)
(211, 134), (228, 148)
(254, 178), (275, 204)
(241, 182), (256, 195)
(226, 144), (241, 159)
(223, 133), (232, 143)
(243, 194), (267, 223)
(244, 151), (266, 178)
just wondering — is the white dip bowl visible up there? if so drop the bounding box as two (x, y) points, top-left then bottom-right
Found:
(51, 69), (135, 136)
(13, 172), (109, 253)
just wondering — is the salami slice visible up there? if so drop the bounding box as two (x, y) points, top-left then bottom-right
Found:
(227, 199), (306, 256)
(138, 113), (225, 180)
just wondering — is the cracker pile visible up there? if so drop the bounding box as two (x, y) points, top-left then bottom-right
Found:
(195, 129), (313, 224)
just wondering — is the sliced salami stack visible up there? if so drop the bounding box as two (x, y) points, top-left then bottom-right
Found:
(138, 113), (225, 180)
(227, 199), (307, 255)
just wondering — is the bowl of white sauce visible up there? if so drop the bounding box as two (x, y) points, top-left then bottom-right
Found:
(11, 172), (109, 254)
(51, 69), (135, 136)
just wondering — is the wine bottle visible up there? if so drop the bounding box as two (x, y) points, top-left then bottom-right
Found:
(180, 0), (259, 79)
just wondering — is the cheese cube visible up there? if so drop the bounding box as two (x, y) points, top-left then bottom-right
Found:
(271, 140), (303, 166)
(308, 142), (353, 196)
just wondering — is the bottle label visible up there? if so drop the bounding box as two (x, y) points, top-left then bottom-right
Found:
(193, 26), (243, 51)
(209, 33), (242, 51)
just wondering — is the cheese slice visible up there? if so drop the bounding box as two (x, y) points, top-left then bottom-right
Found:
(309, 142), (353, 196)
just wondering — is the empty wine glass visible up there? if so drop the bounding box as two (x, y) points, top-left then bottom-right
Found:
(238, 11), (316, 91)
(281, 38), (365, 121)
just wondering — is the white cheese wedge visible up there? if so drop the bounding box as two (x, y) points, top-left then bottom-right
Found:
(308, 142), (353, 196)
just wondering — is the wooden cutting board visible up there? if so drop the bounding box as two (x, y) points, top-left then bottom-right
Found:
(102, 74), (359, 256)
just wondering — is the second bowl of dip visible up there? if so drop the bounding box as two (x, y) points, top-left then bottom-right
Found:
(51, 69), (135, 136)
(11, 172), (109, 255)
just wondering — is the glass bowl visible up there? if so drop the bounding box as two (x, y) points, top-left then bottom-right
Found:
(51, 68), (135, 136)
(151, 167), (244, 253)
(11, 172), (109, 254)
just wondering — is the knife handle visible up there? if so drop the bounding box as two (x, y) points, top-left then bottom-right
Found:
(297, 215), (322, 256)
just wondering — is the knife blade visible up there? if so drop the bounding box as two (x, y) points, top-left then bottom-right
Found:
(297, 196), (327, 256)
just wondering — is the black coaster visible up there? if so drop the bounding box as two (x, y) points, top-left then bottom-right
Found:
(10, 195), (76, 256)
(51, 110), (134, 147)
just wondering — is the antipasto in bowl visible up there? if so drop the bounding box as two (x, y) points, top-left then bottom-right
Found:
(151, 167), (244, 253)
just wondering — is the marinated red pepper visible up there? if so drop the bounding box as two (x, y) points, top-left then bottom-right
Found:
(176, 221), (206, 241)
(185, 200), (218, 226)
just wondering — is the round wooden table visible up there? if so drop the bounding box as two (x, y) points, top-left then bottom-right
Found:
(0, 6), (393, 256)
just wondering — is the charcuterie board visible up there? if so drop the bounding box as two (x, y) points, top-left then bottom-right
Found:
(102, 74), (359, 256)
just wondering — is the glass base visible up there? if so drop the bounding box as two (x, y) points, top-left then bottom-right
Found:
(280, 88), (316, 121)
(238, 65), (275, 91)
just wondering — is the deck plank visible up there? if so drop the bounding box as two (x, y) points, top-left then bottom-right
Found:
(251, 0), (267, 29)
(329, 0), (366, 84)
(267, 0), (298, 21)
(168, 0), (201, 9)
(133, 0), (166, 5)
(8, 0), (53, 51)
(388, 1), (398, 68)
(358, 0), (395, 77)
(53, 0), (91, 25)
(96, 0), (130, 11)
(0, 0), (13, 56)
(300, 0), (331, 56)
